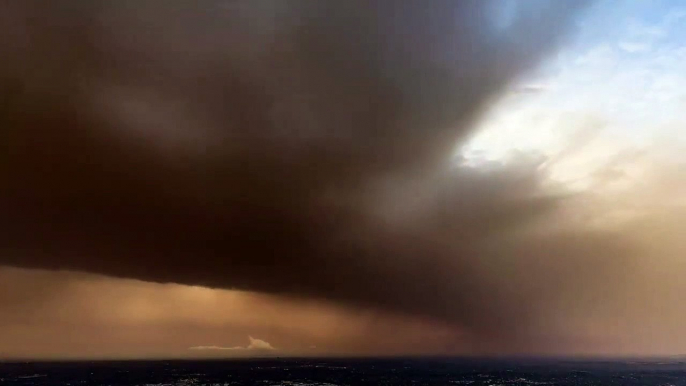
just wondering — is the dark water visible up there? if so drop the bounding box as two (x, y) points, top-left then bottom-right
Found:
(1, 358), (685, 385)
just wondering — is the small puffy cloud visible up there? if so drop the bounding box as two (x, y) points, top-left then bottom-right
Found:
(618, 41), (650, 53)
(246, 336), (275, 350)
(189, 336), (275, 351)
(513, 84), (551, 94)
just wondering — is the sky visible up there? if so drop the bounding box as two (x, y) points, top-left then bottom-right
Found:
(1, 0), (685, 359)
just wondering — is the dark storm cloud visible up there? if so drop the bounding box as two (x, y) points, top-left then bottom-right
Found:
(0, 0), (608, 343)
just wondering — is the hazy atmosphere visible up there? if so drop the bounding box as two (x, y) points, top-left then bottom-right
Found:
(2, 0), (686, 359)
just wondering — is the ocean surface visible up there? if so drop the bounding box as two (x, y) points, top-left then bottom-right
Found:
(1, 358), (685, 385)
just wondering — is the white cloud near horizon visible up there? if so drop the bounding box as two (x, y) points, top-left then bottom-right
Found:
(189, 336), (276, 351)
